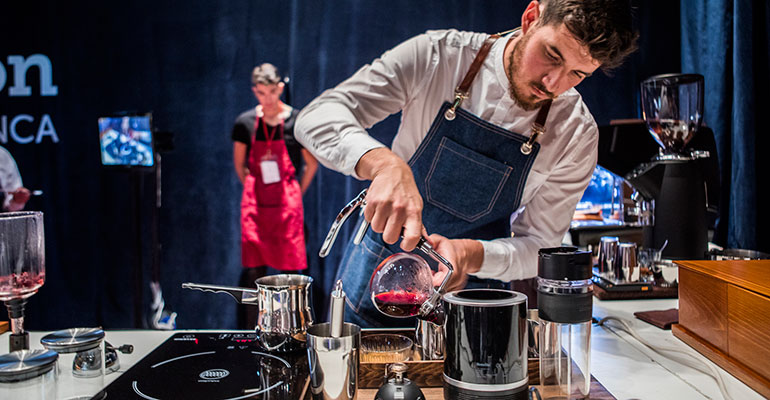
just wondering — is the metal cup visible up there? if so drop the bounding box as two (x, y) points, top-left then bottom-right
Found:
(597, 236), (619, 278)
(614, 242), (639, 282)
(527, 309), (541, 358)
(638, 248), (662, 282)
(415, 318), (444, 360)
(306, 322), (360, 400)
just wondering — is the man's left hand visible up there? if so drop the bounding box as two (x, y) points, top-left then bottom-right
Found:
(427, 234), (484, 293)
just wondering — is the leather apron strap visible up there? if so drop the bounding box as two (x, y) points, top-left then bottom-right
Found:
(444, 34), (500, 120)
(444, 32), (553, 155)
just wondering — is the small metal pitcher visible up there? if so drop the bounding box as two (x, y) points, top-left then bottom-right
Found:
(182, 274), (314, 351)
(415, 318), (444, 360)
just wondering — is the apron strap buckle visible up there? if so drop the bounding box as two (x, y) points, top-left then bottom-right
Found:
(444, 89), (468, 121)
(521, 122), (545, 155)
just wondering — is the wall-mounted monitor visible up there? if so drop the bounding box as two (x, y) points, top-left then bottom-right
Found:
(98, 114), (154, 167)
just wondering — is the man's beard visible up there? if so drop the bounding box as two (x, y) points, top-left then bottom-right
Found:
(506, 31), (554, 111)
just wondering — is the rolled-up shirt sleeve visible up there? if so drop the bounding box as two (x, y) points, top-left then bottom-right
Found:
(473, 120), (598, 281)
(295, 33), (436, 178)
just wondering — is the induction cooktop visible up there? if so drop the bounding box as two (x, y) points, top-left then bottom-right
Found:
(93, 332), (309, 400)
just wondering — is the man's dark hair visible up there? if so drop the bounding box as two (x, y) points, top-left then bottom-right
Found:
(539, 0), (638, 71)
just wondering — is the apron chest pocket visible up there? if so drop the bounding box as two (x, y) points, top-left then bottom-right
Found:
(424, 137), (513, 222)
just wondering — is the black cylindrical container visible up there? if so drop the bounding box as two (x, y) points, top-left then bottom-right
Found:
(443, 289), (528, 399)
(537, 247), (593, 324)
(537, 247), (593, 399)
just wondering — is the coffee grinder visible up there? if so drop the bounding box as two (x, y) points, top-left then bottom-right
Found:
(625, 73), (712, 259)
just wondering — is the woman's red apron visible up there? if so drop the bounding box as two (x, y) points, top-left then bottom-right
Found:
(240, 115), (307, 270)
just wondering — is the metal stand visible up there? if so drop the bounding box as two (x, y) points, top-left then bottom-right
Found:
(129, 170), (145, 328)
(5, 298), (30, 351)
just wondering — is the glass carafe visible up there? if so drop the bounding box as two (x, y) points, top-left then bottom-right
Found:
(320, 189), (454, 319)
(369, 253), (434, 318)
(0, 211), (45, 351)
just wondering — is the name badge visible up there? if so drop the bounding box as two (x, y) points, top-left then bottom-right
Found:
(260, 160), (281, 184)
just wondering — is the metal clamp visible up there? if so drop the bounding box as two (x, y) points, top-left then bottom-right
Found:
(520, 122), (545, 155)
(444, 89), (468, 121)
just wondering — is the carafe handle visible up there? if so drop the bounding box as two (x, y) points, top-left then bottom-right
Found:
(319, 189), (368, 257)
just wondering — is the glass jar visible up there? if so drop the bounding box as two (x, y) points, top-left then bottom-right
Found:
(41, 327), (106, 399)
(0, 349), (58, 400)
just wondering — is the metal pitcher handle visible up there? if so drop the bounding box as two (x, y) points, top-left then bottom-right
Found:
(181, 283), (260, 305)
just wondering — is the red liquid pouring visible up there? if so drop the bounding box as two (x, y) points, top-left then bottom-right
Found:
(0, 272), (45, 301)
(373, 290), (427, 317)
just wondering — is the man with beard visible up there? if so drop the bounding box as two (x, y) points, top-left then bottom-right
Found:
(296, 0), (638, 327)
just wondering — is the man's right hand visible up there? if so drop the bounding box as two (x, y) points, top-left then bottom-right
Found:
(355, 148), (424, 251)
(6, 187), (31, 211)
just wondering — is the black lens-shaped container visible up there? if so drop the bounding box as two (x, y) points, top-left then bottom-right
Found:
(443, 289), (529, 399)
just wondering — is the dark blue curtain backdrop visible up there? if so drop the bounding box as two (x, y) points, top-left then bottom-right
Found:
(2, 1), (683, 330)
(681, 0), (769, 253)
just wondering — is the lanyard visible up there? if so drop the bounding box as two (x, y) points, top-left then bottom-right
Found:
(261, 118), (284, 148)
(254, 107), (284, 159)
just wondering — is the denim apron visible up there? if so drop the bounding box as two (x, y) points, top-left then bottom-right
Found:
(336, 35), (553, 328)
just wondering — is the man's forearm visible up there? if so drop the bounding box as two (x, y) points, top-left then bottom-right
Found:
(456, 239), (484, 274)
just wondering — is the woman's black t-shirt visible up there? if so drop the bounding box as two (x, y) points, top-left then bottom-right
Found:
(231, 108), (304, 176)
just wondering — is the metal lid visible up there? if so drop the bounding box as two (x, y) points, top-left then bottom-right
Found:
(41, 327), (105, 353)
(442, 289), (526, 307)
(538, 246), (592, 281)
(0, 350), (58, 383)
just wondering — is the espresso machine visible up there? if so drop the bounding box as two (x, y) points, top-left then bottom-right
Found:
(597, 74), (720, 260)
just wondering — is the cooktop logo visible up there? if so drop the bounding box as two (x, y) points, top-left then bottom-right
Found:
(199, 369), (230, 380)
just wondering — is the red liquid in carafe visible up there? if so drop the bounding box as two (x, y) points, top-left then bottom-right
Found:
(373, 290), (427, 317)
(0, 272), (45, 300)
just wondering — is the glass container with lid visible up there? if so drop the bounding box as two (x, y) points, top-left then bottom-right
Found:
(0, 349), (58, 400)
(537, 247), (593, 400)
(41, 327), (106, 399)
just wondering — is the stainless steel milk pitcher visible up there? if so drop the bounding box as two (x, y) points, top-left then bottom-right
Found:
(182, 274), (314, 351)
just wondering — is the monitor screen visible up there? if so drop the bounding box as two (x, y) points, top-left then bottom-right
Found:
(98, 114), (154, 167)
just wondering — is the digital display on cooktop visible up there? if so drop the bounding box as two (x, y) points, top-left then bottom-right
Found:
(93, 332), (309, 400)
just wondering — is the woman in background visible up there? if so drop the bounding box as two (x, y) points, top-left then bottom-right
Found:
(231, 63), (318, 329)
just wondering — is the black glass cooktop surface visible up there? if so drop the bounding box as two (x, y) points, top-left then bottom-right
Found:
(93, 332), (309, 400)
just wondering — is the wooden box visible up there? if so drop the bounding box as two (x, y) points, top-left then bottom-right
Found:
(358, 329), (616, 399)
(673, 260), (770, 398)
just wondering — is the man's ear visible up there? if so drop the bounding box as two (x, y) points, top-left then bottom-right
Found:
(521, 1), (541, 34)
